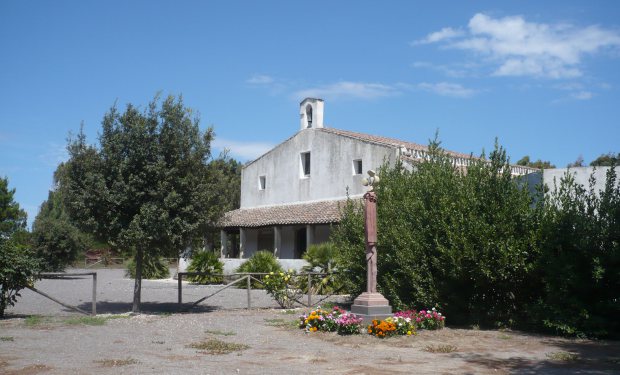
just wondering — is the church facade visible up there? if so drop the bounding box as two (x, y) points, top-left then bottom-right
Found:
(218, 98), (537, 264)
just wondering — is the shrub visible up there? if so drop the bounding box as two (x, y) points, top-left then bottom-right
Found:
(332, 139), (539, 327)
(126, 256), (169, 279)
(535, 166), (620, 338)
(235, 251), (283, 289)
(186, 251), (224, 284)
(300, 242), (341, 295)
(0, 238), (40, 318)
(32, 218), (88, 271)
(263, 270), (303, 309)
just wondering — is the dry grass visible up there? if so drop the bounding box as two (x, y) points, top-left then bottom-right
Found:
(188, 339), (249, 355)
(94, 358), (139, 367)
(205, 329), (236, 336)
(1, 336), (14, 341)
(264, 318), (298, 329)
(423, 344), (458, 353)
(546, 351), (580, 362)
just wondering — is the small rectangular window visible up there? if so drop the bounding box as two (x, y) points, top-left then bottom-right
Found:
(353, 159), (363, 175)
(259, 175), (266, 190)
(301, 152), (311, 177)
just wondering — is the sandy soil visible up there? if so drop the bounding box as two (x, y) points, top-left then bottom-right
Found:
(1, 269), (619, 374)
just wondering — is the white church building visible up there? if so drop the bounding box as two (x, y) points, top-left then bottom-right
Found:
(217, 98), (538, 269)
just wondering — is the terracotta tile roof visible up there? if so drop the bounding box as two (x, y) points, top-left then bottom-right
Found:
(318, 127), (472, 159)
(319, 127), (538, 174)
(219, 199), (353, 228)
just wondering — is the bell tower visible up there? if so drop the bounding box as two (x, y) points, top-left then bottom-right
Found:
(299, 98), (324, 130)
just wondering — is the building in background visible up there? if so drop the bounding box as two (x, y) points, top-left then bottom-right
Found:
(218, 98), (538, 270)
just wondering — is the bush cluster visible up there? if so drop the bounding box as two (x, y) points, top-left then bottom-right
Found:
(332, 140), (620, 338)
(235, 250), (283, 289)
(126, 256), (170, 279)
(186, 251), (224, 284)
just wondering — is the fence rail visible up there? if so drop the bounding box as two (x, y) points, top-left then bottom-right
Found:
(27, 272), (97, 316)
(177, 272), (342, 311)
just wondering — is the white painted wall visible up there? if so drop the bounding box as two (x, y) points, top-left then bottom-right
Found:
(241, 128), (398, 208)
(543, 166), (620, 194)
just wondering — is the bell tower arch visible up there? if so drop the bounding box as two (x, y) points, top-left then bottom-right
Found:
(299, 98), (324, 130)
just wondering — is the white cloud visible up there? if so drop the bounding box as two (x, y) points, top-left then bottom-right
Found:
(416, 82), (477, 98)
(212, 138), (274, 161)
(571, 91), (593, 100)
(414, 27), (464, 44)
(246, 75), (274, 85)
(411, 61), (477, 78)
(294, 81), (401, 100)
(418, 13), (620, 79)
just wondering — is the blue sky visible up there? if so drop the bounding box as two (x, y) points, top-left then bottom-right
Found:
(1, 1), (619, 226)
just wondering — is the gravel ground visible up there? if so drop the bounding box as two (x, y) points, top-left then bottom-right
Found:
(6, 268), (285, 316)
(2, 269), (619, 374)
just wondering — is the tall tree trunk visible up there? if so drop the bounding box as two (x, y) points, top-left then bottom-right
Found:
(132, 247), (143, 313)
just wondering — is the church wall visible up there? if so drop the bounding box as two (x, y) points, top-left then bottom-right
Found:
(240, 129), (398, 208)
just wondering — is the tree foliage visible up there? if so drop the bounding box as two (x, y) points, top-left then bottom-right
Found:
(536, 165), (620, 337)
(333, 140), (620, 337)
(59, 94), (223, 312)
(32, 183), (90, 271)
(0, 177), (39, 317)
(517, 155), (556, 169)
(333, 140), (540, 326)
(567, 155), (585, 168)
(590, 152), (620, 167)
(0, 177), (27, 239)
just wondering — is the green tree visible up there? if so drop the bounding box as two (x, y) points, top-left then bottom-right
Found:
(0, 177), (27, 239)
(32, 178), (90, 271)
(333, 140), (539, 326)
(60, 94), (221, 312)
(0, 177), (40, 317)
(567, 155), (585, 168)
(516, 155), (556, 169)
(32, 216), (88, 271)
(536, 165), (620, 337)
(203, 155), (241, 249)
(590, 152), (620, 167)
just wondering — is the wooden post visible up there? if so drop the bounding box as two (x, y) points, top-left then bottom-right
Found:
(246, 275), (251, 309)
(178, 272), (183, 306)
(91, 272), (97, 316)
(307, 273), (312, 307)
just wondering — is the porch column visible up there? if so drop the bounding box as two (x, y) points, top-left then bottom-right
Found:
(273, 226), (281, 259)
(220, 230), (228, 258)
(306, 224), (315, 248)
(239, 228), (246, 259)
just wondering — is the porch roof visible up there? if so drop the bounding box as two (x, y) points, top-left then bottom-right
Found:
(219, 199), (351, 228)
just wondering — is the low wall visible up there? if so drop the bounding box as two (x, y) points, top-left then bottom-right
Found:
(177, 257), (310, 275)
(221, 258), (310, 274)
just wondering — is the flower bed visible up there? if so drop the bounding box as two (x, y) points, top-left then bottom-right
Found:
(300, 306), (445, 337)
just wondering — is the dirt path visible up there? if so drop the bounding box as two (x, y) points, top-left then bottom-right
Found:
(1, 269), (619, 374)
(1, 309), (619, 374)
